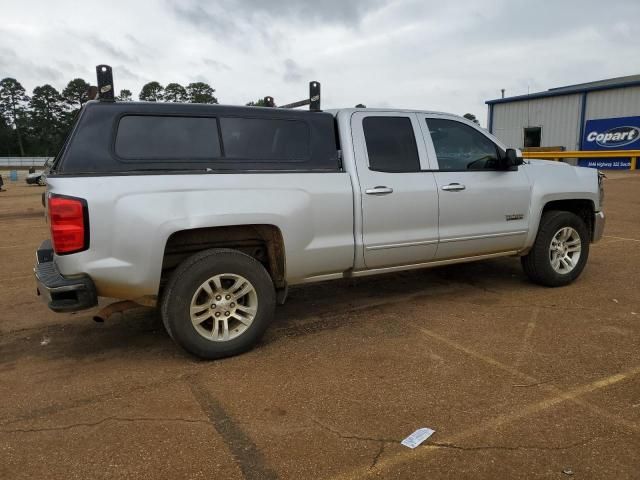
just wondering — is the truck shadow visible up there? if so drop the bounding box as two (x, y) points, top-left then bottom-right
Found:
(1, 257), (526, 363)
(268, 256), (525, 341)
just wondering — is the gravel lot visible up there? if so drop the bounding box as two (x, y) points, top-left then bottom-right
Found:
(1, 172), (639, 479)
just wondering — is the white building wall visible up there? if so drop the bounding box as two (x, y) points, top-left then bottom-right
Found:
(491, 94), (582, 150)
(585, 86), (640, 120)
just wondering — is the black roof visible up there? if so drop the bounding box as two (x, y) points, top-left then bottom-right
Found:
(54, 100), (340, 175)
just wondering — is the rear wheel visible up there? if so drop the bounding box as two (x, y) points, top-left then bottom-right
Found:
(521, 210), (590, 287)
(161, 248), (275, 359)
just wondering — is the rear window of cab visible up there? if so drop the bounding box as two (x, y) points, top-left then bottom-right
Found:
(114, 115), (311, 163)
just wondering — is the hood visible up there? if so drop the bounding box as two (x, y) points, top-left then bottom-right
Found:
(525, 159), (572, 168)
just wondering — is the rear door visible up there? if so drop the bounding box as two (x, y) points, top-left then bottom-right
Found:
(421, 115), (531, 260)
(351, 112), (439, 269)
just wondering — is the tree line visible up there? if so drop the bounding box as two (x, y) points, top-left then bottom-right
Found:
(0, 73), (478, 158)
(0, 77), (220, 157)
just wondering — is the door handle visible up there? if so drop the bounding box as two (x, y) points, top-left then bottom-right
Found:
(441, 183), (466, 192)
(365, 186), (394, 195)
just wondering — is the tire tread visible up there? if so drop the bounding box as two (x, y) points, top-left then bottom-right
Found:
(160, 248), (275, 359)
(521, 210), (589, 287)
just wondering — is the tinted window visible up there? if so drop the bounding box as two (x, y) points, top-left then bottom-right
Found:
(427, 118), (500, 170)
(115, 116), (221, 160)
(220, 117), (310, 162)
(363, 117), (420, 172)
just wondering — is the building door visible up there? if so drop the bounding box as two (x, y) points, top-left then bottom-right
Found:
(524, 127), (542, 148)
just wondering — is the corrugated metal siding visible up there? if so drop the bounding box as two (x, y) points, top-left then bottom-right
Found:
(585, 86), (640, 120)
(491, 94), (582, 149)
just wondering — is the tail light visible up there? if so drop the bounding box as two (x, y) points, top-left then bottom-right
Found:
(48, 194), (89, 255)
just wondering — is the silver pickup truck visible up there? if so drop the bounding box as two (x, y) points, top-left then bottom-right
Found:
(35, 69), (604, 359)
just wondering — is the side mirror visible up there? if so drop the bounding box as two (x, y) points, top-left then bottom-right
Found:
(503, 148), (524, 169)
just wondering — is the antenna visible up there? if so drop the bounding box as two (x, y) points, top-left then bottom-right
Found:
(96, 65), (115, 102)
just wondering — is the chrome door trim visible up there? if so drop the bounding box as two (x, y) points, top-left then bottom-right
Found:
(347, 250), (520, 278)
(439, 230), (527, 244)
(365, 239), (439, 251)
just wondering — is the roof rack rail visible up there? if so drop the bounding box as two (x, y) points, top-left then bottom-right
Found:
(87, 64), (320, 109)
(96, 64), (115, 102)
(263, 81), (321, 111)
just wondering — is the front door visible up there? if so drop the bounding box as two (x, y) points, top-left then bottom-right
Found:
(352, 112), (439, 269)
(421, 115), (531, 260)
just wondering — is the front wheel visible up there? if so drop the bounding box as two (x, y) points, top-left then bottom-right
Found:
(161, 248), (276, 359)
(521, 210), (590, 287)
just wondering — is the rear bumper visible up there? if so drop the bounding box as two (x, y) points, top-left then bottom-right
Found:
(34, 240), (98, 312)
(592, 211), (605, 243)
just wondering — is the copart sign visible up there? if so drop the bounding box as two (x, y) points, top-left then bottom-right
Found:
(579, 116), (640, 169)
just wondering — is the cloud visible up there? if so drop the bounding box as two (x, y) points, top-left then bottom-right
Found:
(229, 0), (386, 24)
(173, 0), (384, 29)
(1, 0), (639, 122)
(171, 0), (386, 49)
(173, 3), (237, 37)
(202, 58), (232, 72)
(72, 32), (139, 64)
(0, 47), (64, 90)
(114, 65), (142, 82)
(282, 59), (311, 83)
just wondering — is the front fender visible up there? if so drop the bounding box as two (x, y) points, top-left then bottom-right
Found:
(522, 162), (599, 250)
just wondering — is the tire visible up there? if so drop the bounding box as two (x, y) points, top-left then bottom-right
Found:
(161, 248), (276, 359)
(521, 210), (590, 287)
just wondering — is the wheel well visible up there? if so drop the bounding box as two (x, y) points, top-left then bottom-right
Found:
(161, 225), (286, 289)
(542, 199), (594, 235)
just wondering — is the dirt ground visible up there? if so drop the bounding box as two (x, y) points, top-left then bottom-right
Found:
(1, 172), (639, 479)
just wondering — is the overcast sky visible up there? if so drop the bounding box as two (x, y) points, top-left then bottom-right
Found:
(1, 0), (638, 125)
